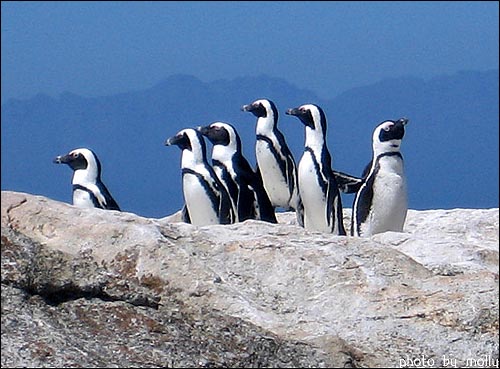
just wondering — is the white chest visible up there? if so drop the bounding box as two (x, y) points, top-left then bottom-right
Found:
(256, 139), (290, 207)
(364, 156), (407, 235)
(182, 170), (219, 226)
(298, 151), (330, 232)
(72, 188), (95, 208)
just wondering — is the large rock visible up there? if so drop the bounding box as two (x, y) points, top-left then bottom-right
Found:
(1, 191), (498, 367)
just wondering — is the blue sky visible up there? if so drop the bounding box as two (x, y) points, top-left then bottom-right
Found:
(1, 1), (498, 103)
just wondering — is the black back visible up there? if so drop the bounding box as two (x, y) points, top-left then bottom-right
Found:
(200, 123), (277, 223)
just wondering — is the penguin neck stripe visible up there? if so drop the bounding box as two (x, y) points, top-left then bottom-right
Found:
(257, 134), (289, 187)
(304, 147), (328, 194)
(256, 134), (271, 143)
(212, 159), (225, 169)
(377, 152), (403, 160)
(72, 184), (103, 209)
(363, 152), (403, 191)
(182, 168), (199, 176)
(181, 168), (220, 207)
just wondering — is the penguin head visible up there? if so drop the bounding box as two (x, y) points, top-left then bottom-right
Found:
(197, 122), (242, 157)
(372, 118), (408, 155)
(53, 148), (102, 183)
(286, 104), (327, 134)
(242, 99), (278, 121)
(165, 128), (208, 165)
(286, 104), (328, 149)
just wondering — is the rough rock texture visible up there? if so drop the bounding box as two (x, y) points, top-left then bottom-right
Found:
(1, 191), (498, 368)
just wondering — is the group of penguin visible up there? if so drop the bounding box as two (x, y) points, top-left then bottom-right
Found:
(54, 98), (408, 237)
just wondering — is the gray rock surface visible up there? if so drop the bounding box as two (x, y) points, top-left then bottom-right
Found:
(1, 191), (498, 367)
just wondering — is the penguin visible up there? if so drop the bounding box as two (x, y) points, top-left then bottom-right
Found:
(241, 98), (303, 225)
(165, 128), (234, 226)
(286, 104), (345, 234)
(241, 99), (361, 199)
(351, 118), (409, 237)
(198, 122), (277, 224)
(53, 148), (121, 211)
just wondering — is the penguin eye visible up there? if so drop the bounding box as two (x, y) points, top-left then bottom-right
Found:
(383, 125), (391, 132)
(72, 152), (80, 158)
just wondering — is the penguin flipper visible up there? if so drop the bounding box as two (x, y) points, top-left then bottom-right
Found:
(332, 170), (363, 194)
(181, 205), (191, 224)
(253, 165), (278, 224)
(286, 154), (298, 198)
(219, 188), (235, 224)
(96, 182), (121, 211)
(326, 177), (346, 235)
(295, 196), (305, 227)
(352, 168), (375, 236)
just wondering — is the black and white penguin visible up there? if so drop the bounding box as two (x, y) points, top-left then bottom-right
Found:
(198, 122), (277, 224)
(165, 128), (234, 226)
(351, 118), (409, 237)
(286, 104), (345, 234)
(241, 98), (303, 224)
(53, 148), (121, 211)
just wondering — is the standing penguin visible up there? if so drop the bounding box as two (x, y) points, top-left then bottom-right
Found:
(53, 148), (121, 211)
(241, 98), (303, 225)
(165, 128), (234, 226)
(351, 118), (409, 237)
(198, 122), (277, 224)
(286, 104), (345, 234)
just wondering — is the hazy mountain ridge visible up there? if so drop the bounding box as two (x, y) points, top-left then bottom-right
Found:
(2, 70), (498, 218)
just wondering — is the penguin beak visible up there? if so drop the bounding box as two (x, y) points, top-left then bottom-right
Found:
(241, 104), (252, 112)
(399, 118), (409, 126)
(197, 125), (210, 136)
(242, 103), (266, 118)
(166, 132), (193, 151)
(53, 154), (69, 164)
(165, 134), (183, 147)
(285, 108), (301, 117)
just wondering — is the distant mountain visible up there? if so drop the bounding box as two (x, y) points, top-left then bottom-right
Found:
(2, 70), (498, 218)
